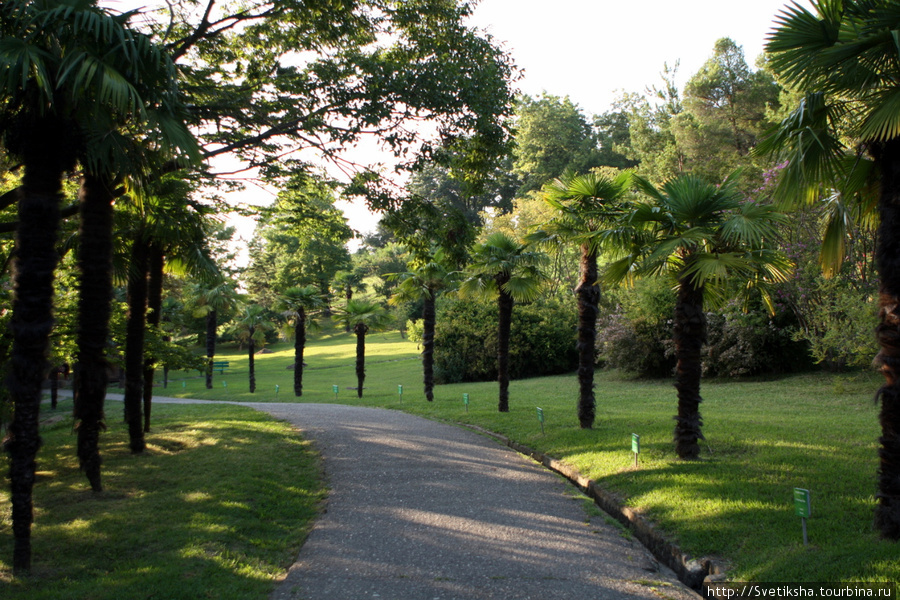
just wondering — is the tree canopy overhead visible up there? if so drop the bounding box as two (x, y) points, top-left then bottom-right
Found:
(123, 0), (516, 198)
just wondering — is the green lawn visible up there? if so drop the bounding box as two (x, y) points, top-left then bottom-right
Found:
(2, 328), (896, 596)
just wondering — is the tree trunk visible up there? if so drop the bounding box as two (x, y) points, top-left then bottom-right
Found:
(248, 327), (256, 393)
(49, 370), (58, 410)
(672, 276), (706, 460)
(422, 289), (436, 402)
(873, 137), (900, 539)
(6, 115), (68, 574)
(123, 238), (149, 454)
(576, 245), (599, 429)
(73, 173), (114, 492)
(143, 244), (163, 433)
(294, 308), (306, 396)
(205, 310), (217, 389)
(497, 288), (513, 413)
(355, 322), (368, 398)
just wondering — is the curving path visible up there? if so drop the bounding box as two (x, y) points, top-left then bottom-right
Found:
(231, 402), (702, 600)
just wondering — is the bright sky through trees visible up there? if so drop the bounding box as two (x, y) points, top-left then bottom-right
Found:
(102, 0), (813, 243)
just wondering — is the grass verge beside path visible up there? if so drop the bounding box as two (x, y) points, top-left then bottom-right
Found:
(167, 331), (898, 585)
(0, 401), (325, 599)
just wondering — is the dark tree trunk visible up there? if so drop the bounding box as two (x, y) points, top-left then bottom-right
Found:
(345, 287), (352, 332)
(576, 245), (600, 429)
(294, 308), (306, 396)
(497, 287), (513, 413)
(248, 327), (256, 393)
(143, 244), (163, 433)
(6, 115), (69, 574)
(422, 289), (436, 402)
(49, 370), (58, 410)
(123, 238), (149, 454)
(873, 137), (900, 539)
(73, 173), (114, 492)
(205, 309), (217, 389)
(355, 322), (368, 398)
(672, 275), (706, 460)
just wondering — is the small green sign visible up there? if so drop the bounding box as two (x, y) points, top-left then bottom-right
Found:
(398, 384), (403, 394)
(631, 433), (640, 455)
(222, 380), (227, 388)
(794, 488), (811, 518)
(332, 384), (339, 398)
(463, 393), (469, 405)
(536, 407), (544, 423)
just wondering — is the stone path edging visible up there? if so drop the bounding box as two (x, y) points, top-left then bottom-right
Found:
(459, 423), (727, 595)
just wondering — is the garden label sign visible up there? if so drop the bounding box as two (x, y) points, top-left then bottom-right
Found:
(398, 384), (403, 401)
(794, 487), (811, 546)
(463, 393), (470, 412)
(632, 433), (640, 467)
(333, 384), (339, 399)
(536, 407), (545, 434)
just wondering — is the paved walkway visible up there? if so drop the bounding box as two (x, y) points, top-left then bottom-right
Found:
(105, 395), (700, 599)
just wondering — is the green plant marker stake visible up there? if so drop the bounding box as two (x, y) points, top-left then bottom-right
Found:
(275, 384), (279, 399)
(333, 384), (339, 400)
(223, 380), (227, 388)
(463, 393), (469, 413)
(536, 407), (545, 434)
(182, 380), (186, 389)
(794, 488), (811, 546)
(632, 433), (640, 468)
(398, 384), (403, 402)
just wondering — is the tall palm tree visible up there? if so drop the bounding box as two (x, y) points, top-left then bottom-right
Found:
(233, 305), (275, 393)
(334, 299), (391, 398)
(607, 172), (790, 459)
(388, 252), (455, 401)
(760, 0), (900, 538)
(0, 0), (193, 571)
(333, 268), (368, 332)
(193, 278), (240, 389)
(459, 232), (547, 412)
(531, 170), (631, 428)
(278, 285), (324, 397)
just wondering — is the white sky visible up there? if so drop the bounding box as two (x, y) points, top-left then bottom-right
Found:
(105, 0), (813, 247)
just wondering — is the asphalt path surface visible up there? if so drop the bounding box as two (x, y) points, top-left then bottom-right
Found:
(101, 394), (699, 600)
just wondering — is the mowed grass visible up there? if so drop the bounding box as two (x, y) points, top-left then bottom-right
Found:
(165, 329), (898, 584)
(0, 401), (325, 599)
(3, 327), (896, 596)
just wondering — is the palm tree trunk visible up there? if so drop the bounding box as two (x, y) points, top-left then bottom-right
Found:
(248, 327), (256, 393)
(124, 238), (148, 454)
(73, 173), (114, 492)
(576, 245), (599, 429)
(205, 310), (217, 389)
(422, 289), (436, 402)
(355, 322), (368, 398)
(294, 308), (306, 396)
(672, 276), (706, 460)
(143, 244), (163, 433)
(497, 289), (513, 413)
(6, 121), (67, 574)
(873, 138), (900, 538)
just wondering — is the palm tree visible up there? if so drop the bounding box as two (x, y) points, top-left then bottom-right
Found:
(192, 278), (240, 389)
(531, 170), (631, 428)
(334, 299), (391, 398)
(333, 268), (368, 332)
(459, 232), (547, 412)
(607, 172), (790, 459)
(277, 285), (324, 397)
(0, 0), (193, 571)
(388, 252), (455, 402)
(233, 305), (275, 393)
(760, 0), (900, 538)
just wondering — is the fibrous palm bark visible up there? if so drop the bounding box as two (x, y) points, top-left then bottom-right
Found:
(576, 244), (599, 428)
(73, 173), (115, 492)
(672, 276), (706, 460)
(355, 322), (369, 398)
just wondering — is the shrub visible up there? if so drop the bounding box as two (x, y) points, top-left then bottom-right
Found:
(433, 297), (577, 383)
(596, 309), (675, 377)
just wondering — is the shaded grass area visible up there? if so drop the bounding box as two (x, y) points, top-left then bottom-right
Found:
(0, 402), (325, 599)
(166, 331), (895, 584)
